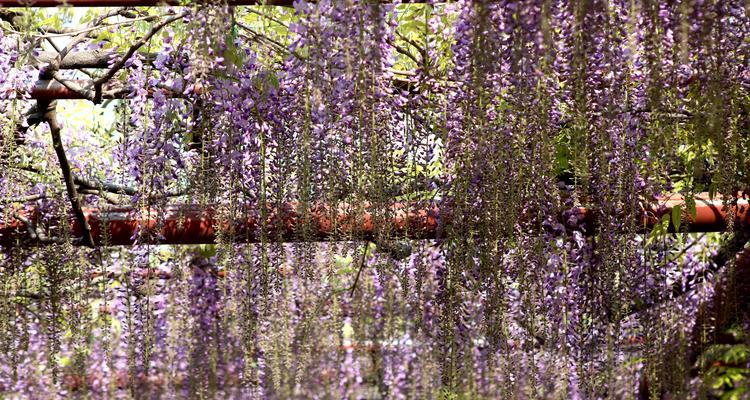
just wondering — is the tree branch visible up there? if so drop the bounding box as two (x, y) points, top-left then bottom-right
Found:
(38, 100), (95, 247)
(43, 37), (96, 79)
(34, 14), (158, 39)
(236, 21), (298, 58)
(35, 50), (156, 70)
(14, 212), (64, 244)
(350, 241), (371, 297)
(1, 193), (52, 204)
(244, 8), (290, 29)
(55, 7), (129, 64)
(396, 31), (428, 63)
(74, 174), (187, 198)
(78, 188), (122, 204)
(0, 291), (44, 300)
(74, 174), (136, 196)
(386, 36), (422, 67)
(628, 231), (750, 316)
(51, 71), (96, 100)
(92, 11), (189, 96)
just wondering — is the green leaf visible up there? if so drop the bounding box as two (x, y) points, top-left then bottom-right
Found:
(267, 72), (280, 89)
(723, 345), (750, 364)
(672, 204), (682, 232)
(197, 244), (217, 258)
(686, 196), (697, 220)
(649, 214), (671, 242)
(59, 356), (72, 368)
(334, 254), (353, 271)
(713, 375), (732, 389)
(342, 320), (354, 340)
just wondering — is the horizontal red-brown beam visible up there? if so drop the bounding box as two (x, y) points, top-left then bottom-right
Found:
(28, 80), (183, 101)
(1, 194), (749, 247)
(27, 77), (414, 101)
(29, 80), (99, 101)
(28, 80), (148, 101)
(645, 193), (750, 233)
(1, 202), (442, 246)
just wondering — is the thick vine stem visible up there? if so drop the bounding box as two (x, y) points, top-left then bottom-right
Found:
(627, 231), (750, 317)
(687, 233), (750, 365)
(14, 212), (64, 244)
(637, 231), (750, 399)
(38, 99), (96, 247)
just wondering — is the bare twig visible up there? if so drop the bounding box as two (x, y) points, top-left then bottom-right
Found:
(51, 71), (96, 100)
(386, 37), (421, 67)
(34, 10), (128, 100)
(56, 7), (128, 63)
(666, 233), (708, 264)
(396, 31), (428, 62)
(235, 21), (309, 62)
(245, 8), (290, 28)
(93, 11), (189, 97)
(389, 69), (416, 77)
(46, 39), (94, 78)
(350, 241), (371, 297)
(35, 14), (158, 39)
(31, 11), (187, 104)
(36, 39), (101, 78)
(74, 174), (136, 196)
(35, 50), (156, 70)
(347, 239), (411, 297)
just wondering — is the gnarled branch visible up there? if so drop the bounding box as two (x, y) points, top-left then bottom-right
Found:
(38, 100), (95, 247)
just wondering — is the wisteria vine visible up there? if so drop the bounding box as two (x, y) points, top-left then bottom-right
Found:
(0, 1), (749, 398)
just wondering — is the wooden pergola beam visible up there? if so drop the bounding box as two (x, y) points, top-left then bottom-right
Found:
(1, 194), (748, 247)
